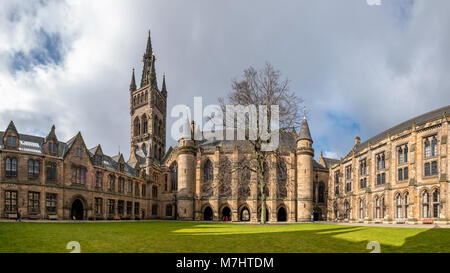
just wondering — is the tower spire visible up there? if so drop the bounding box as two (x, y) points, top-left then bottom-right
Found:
(130, 68), (136, 91)
(149, 53), (158, 89)
(145, 30), (153, 57)
(161, 73), (167, 97)
(141, 30), (154, 88)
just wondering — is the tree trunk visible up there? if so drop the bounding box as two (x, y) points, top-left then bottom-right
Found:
(260, 181), (267, 224)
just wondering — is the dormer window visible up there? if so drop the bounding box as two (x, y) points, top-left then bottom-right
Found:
(48, 141), (57, 154)
(119, 163), (125, 172)
(7, 136), (17, 148)
(76, 148), (83, 158)
(94, 155), (103, 166)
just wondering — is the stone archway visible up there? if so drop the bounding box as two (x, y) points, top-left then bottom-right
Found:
(240, 206), (250, 222)
(313, 207), (322, 221)
(203, 206), (213, 221)
(277, 207), (287, 222)
(221, 206), (231, 221)
(71, 199), (84, 220)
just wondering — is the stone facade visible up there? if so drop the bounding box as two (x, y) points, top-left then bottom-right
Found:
(0, 124), (151, 220)
(1, 31), (447, 224)
(328, 107), (450, 225)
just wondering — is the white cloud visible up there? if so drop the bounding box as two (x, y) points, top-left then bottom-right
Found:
(0, 0), (449, 160)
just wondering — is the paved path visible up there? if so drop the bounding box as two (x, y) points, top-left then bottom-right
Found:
(315, 221), (450, 229)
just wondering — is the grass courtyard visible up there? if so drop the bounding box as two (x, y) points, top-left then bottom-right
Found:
(0, 221), (448, 253)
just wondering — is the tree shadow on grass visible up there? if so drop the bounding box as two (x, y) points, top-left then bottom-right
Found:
(168, 223), (450, 253)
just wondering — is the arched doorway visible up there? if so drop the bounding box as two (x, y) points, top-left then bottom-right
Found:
(222, 207), (231, 221)
(71, 199), (84, 220)
(203, 206), (213, 221)
(277, 207), (287, 222)
(240, 207), (250, 222)
(313, 207), (322, 221)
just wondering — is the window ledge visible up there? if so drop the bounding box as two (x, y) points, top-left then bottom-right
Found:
(423, 175), (439, 180)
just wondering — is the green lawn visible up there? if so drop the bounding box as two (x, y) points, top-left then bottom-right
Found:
(0, 221), (448, 253)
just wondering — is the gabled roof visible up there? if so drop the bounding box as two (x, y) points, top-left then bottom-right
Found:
(5, 121), (19, 135)
(45, 125), (58, 142)
(0, 122), (142, 179)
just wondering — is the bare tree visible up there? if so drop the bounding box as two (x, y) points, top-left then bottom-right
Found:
(217, 62), (304, 224)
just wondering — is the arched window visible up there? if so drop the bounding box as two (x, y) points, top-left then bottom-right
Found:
(398, 147), (403, 164)
(239, 163), (251, 198)
(318, 182), (325, 203)
(95, 172), (102, 188)
(404, 192), (409, 219)
(202, 159), (214, 197)
(422, 191), (430, 218)
(170, 162), (178, 191)
(432, 189), (440, 218)
(359, 199), (364, 219)
(118, 177), (125, 193)
(109, 175), (116, 192)
(424, 139), (431, 158)
(203, 160), (213, 181)
(276, 160), (287, 199)
(396, 194), (402, 219)
(134, 117), (140, 136)
(219, 157), (232, 197)
(431, 137), (438, 156)
(375, 197), (381, 219)
(143, 116), (148, 134)
(404, 146), (408, 163)
(344, 201), (350, 219)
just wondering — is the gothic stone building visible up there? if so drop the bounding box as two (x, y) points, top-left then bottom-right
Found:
(0, 32), (449, 224)
(328, 105), (450, 225)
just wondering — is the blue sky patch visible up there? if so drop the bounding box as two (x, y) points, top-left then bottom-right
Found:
(10, 28), (63, 73)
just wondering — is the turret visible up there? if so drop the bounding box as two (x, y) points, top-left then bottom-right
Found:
(176, 117), (196, 220)
(296, 116), (314, 222)
(130, 68), (136, 92)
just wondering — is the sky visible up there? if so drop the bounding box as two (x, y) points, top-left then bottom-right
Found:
(0, 0), (449, 161)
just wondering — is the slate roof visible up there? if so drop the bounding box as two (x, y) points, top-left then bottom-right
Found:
(344, 105), (450, 159)
(322, 157), (340, 168)
(197, 129), (298, 149)
(1, 127), (140, 178)
(298, 118), (312, 141)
